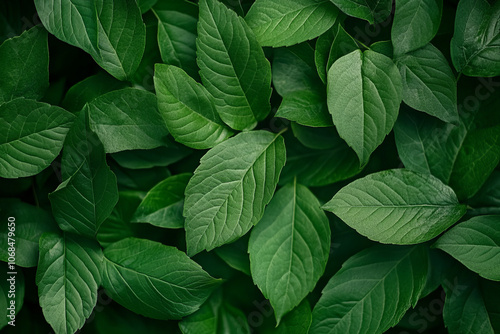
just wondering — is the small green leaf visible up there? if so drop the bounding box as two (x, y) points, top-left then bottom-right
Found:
(310, 244), (428, 334)
(197, 0), (272, 130)
(329, 0), (392, 24)
(184, 131), (286, 256)
(0, 98), (74, 178)
(102, 237), (221, 320)
(323, 169), (466, 244)
(36, 232), (103, 334)
(327, 50), (402, 166)
(245, 0), (339, 47)
(0, 25), (49, 103)
(434, 215), (500, 281)
(154, 64), (233, 149)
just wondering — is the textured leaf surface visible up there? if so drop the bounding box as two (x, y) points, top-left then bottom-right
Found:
(435, 215), (500, 281)
(245, 0), (338, 47)
(0, 25), (48, 103)
(327, 50), (402, 166)
(36, 233), (103, 334)
(323, 169), (466, 244)
(197, 0), (272, 130)
(0, 98), (74, 178)
(131, 173), (191, 229)
(249, 181), (330, 323)
(50, 110), (118, 238)
(184, 131), (286, 256)
(310, 245), (428, 334)
(102, 237), (221, 320)
(88, 88), (169, 153)
(154, 64), (233, 149)
(451, 0), (500, 77)
(396, 44), (458, 124)
(329, 0), (392, 24)
(391, 0), (442, 55)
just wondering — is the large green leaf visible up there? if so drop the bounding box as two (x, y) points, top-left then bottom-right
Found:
(184, 131), (286, 256)
(327, 50), (402, 166)
(154, 64), (233, 149)
(323, 169), (466, 244)
(131, 173), (191, 229)
(391, 0), (442, 55)
(153, 0), (199, 80)
(0, 98), (74, 178)
(0, 25), (48, 103)
(450, 0), (500, 77)
(102, 237), (221, 320)
(434, 215), (500, 281)
(310, 245), (428, 334)
(249, 180), (330, 323)
(197, 0), (272, 130)
(36, 232), (103, 334)
(245, 0), (338, 47)
(87, 88), (169, 154)
(0, 200), (58, 267)
(49, 110), (118, 238)
(329, 0), (392, 24)
(34, 0), (146, 80)
(395, 44), (458, 124)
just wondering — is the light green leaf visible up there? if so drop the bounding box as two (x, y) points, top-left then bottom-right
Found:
(327, 50), (402, 166)
(154, 64), (233, 149)
(102, 237), (221, 320)
(434, 215), (500, 281)
(323, 169), (466, 244)
(451, 0), (500, 77)
(329, 0), (392, 24)
(49, 110), (118, 238)
(184, 130), (286, 256)
(0, 98), (74, 178)
(87, 88), (169, 154)
(0, 25), (49, 103)
(0, 200), (58, 267)
(34, 0), (146, 80)
(391, 0), (442, 55)
(36, 232), (103, 334)
(153, 0), (199, 80)
(249, 180), (330, 324)
(245, 0), (338, 47)
(131, 173), (191, 229)
(276, 91), (332, 127)
(197, 0), (272, 130)
(396, 43), (458, 124)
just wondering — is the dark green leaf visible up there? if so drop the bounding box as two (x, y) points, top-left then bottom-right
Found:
(329, 0), (392, 24)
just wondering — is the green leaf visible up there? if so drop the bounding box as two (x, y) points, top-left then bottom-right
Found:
(469, 170), (500, 216)
(323, 169), (466, 244)
(197, 0), (272, 131)
(271, 300), (312, 334)
(395, 43), (458, 124)
(49, 110), (118, 238)
(329, 0), (392, 24)
(0, 265), (24, 330)
(310, 244), (428, 334)
(131, 173), (191, 229)
(87, 88), (169, 154)
(34, 0), (146, 80)
(0, 25), (48, 103)
(138, 0), (158, 13)
(245, 0), (339, 47)
(391, 0), (442, 55)
(327, 50), (402, 166)
(450, 0), (500, 77)
(214, 236), (251, 276)
(249, 180), (330, 324)
(179, 289), (250, 334)
(434, 215), (500, 281)
(154, 64), (233, 149)
(0, 199), (58, 267)
(291, 123), (338, 150)
(102, 237), (221, 320)
(153, 0), (199, 80)
(369, 40), (393, 58)
(111, 143), (192, 170)
(184, 130), (286, 256)
(0, 98), (74, 178)
(36, 232), (103, 334)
